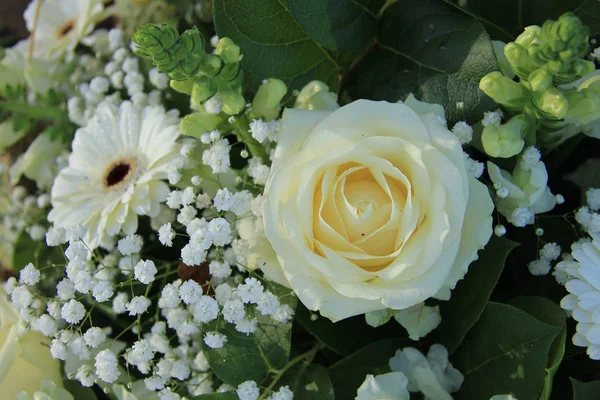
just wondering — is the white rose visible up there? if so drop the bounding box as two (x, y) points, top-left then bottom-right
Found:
(0, 289), (63, 398)
(262, 99), (493, 321)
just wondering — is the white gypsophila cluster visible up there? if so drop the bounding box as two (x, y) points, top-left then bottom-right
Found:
(451, 121), (473, 144)
(560, 233), (600, 359)
(67, 28), (169, 126)
(527, 242), (562, 276)
(249, 118), (281, 143)
(574, 189), (600, 236)
(482, 109), (503, 127)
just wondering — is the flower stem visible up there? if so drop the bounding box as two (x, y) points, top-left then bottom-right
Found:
(259, 342), (323, 399)
(231, 113), (269, 164)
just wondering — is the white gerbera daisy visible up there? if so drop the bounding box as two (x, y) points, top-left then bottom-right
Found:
(49, 101), (180, 248)
(23, 0), (104, 59)
(560, 235), (600, 359)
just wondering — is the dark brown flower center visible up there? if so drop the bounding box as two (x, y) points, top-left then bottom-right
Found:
(103, 159), (136, 191)
(56, 20), (75, 39)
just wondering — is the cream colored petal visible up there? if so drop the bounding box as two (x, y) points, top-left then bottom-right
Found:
(443, 175), (494, 291)
(270, 108), (332, 177)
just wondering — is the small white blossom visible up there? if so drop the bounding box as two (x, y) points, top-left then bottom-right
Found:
(209, 260), (232, 279)
(159, 283), (181, 309)
(540, 243), (561, 261)
(193, 296), (219, 323)
(509, 207), (534, 227)
(126, 296), (151, 316)
(179, 280), (203, 304)
(237, 278), (264, 304)
(56, 278), (76, 300)
(134, 259), (158, 284)
(37, 314), (58, 337)
(587, 188), (600, 211)
(113, 292), (129, 314)
(482, 109), (503, 127)
(19, 263), (40, 286)
(93, 280), (114, 302)
(237, 380), (260, 400)
(204, 97), (222, 114)
(84, 327), (107, 348)
(149, 67), (169, 89)
(61, 299), (86, 324)
(451, 121), (473, 144)
(204, 332), (227, 349)
(235, 318), (258, 335)
(95, 349), (120, 383)
(494, 225), (507, 237)
(528, 259), (552, 276)
(118, 234), (143, 256)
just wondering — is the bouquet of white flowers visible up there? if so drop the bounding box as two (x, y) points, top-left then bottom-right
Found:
(1, 0), (600, 399)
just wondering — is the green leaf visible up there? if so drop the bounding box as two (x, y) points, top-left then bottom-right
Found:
(213, 0), (342, 94)
(453, 302), (561, 400)
(430, 236), (518, 353)
(345, 0), (500, 124)
(295, 303), (400, 356)
(12, 230), (64, 272)
(204, 281), (297, 386)
(328, 338), (407, 399)
(509, 297), (566, 400)
(0, 119), (27, 152)
(276, 364), (334, 400)
(282, 0), (385, 51)
(571, 378), (600, 400)
(192, 393), (238, 400)
(566, 158), (600, 189)
(462, 0), (586, 41)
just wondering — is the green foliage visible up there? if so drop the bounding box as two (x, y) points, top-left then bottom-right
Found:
(430, 236), (518, 353)
(204, 281), (297, 386)
(295, 304), (401, 356)
(276, 364), (334, 400)
(192, 393), (238, 400)
(566, 158), (600, 188)
(213, 0), (346, 94)
(346, 0), (499, 123)
(571, 378), (600, 400)
(12, 230), (64, 272)
(453, 302), (561, 400)
(328, 338), (408, 399)
(509, 296), (567, 399)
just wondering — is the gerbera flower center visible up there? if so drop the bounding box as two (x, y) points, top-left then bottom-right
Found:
(103, 158), (136, 191)
(56, 19), (76, 39)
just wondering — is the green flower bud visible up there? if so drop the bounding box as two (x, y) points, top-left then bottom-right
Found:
(180, 110), (225, 138)
(540, 13), (589, 60)
(221, 92), (246, 115)
(515, 26), (542, 48)
(481, 115), (528, 158)
(198, 55), (223, 77)
(251, 78), (287, 120)
(564, 88), (600, 125)
(294, 80), (339, 111)
(179, 27), (204, 55)
(133, 24), (178, 57)
(504, 43), (538, 80)
(528, 69), (553, 92)
(480, 71), (529, 109)
(219, 62), (241, 82)
(169, 77), (197, 95)
(492, 41), (515, 79)
(532, 87), (568, 120)
(216, 37), (241, 65)
(179, 56), (201, 78)
(191, 76), (218, 103)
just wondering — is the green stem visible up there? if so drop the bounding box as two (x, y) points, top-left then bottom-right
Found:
(259, 343), (322, 399)
(0, 100), (67, 122)
(231, 113), (269, 164)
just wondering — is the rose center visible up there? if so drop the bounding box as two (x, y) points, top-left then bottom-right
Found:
(56, 19), (76, 39)
(355, 200), (375, 219)
(103, 158), (136, 191)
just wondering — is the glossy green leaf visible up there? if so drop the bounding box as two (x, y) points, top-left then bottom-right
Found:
(346, 0), (499, 123)
(214, 0), (342, 93)
(509, 297), (567, 400)
(453, 302), (561, 400)
(276, 364), (334, 400)
(566, 158), (600, 189)
(571, 378), (600, 400)
(282, 0), (385, 51)
(430, 236), (518, 353)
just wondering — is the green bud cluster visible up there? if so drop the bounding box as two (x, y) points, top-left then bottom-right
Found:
(479, 13), (600, 151)
(133, 24), (245, 115)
